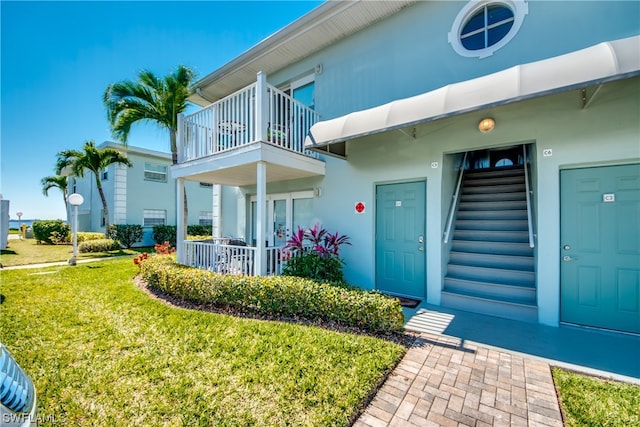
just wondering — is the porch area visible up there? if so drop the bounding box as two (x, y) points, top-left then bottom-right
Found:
(173, 71), (325, 275)
(183, 239), (288, 276)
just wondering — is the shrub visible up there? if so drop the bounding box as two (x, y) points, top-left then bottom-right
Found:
(78, 239), (121, 253)
(152, 225), (176, 247)
(77, 232), (107, 243)
(139, 257), (404, 334)
(282, 224), (351, 282)
(32, 220), (70, 245)
(50, 230), (71, 245)
(187, 225), (212, 236)
(108, 224), (143, 248)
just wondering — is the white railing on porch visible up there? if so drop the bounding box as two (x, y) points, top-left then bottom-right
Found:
(184, 240), (287, 276)
(179, 74), (320, 163)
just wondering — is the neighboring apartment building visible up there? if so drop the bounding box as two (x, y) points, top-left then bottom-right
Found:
(70, 142), (216, 246)
(171, 1), (639, 334)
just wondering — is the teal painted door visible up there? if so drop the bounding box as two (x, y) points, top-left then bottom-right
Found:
(375, 181), (426, 299)
(560, 164), (640, 334)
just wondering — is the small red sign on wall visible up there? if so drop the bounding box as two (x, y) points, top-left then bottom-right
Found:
(355, 201), (366, 214)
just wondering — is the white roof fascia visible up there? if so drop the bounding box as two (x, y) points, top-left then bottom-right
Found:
(98, 141), (172, 161)
(305, 35), (640, 151)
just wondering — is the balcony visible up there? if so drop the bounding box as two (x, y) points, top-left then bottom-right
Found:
(174, 72), (324, 186)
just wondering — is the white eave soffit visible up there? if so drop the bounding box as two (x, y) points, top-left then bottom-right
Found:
(304, 35), (640, 152)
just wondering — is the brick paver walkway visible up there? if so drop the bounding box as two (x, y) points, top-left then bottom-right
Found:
(354, 333), (563, 426)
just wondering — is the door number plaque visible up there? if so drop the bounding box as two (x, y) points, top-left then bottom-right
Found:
(603, 193), (615, 203)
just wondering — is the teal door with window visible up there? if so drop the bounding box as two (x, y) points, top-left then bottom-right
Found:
(560, 164), (640, 334)
(375, 181), (426, 299)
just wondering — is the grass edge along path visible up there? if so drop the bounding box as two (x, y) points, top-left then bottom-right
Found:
(1, 238), (149, 267)
(552, 366), (640, 427)
(1, 258), (407, 426)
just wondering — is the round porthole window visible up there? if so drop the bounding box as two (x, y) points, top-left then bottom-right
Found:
(448, 0), (528, 58)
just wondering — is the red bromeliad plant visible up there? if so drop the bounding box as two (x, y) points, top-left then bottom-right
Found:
(154, 241), (175, 255)
(133, 252), (149, 270)
(133, 241), (175, 270)
(283, 224), (351, 282)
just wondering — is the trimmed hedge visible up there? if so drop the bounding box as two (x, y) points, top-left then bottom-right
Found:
(79, 239), (121, 253)
(140, 256), (404, 334)
(32, 220), (70, 245)
(187, 225), (212, 236)
(77, 232), (107, 243)
(108, 224), (143, 248)
(152, 225), (176, 247)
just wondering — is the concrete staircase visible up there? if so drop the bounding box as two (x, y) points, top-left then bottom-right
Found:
(442, 166), (537, 322)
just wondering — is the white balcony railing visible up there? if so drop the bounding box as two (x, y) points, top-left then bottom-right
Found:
(184, 240), (287, 276)
(179, 73), (320, 163)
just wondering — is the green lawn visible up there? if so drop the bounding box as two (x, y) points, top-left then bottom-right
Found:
(553, 367), (640, 427)
(1, 258), (406, 426)
(0, 238), (148, 267)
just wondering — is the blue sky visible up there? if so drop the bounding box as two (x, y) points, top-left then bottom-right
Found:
(1, 0), (322, 220)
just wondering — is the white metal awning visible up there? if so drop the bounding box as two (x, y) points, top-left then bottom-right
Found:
(305, 35), (640, 157)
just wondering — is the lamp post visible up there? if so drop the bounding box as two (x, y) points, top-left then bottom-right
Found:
(67, 193), (84, 266)
(16, 212), (23, 239)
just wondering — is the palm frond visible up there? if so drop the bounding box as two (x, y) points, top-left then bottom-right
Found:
(41, 176), (68, 196)
(104, 65), (196, 147)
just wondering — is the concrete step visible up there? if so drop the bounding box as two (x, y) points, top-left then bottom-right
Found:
(453, 230), (530, 243)
(448, 251), (534, 271)
(460, 191), (526, 203)
(465, 166), (524, 180)
(444, 277), (536, 301)
(452, 240), (533, 256)
(456, 209), (528, 221)
(463, 183), (526, 195)
(458, 200), (527, 211)
(455, 219), (529, 231)
(441, 291), (538, 323)
(463, 175), (525, 187)
(447, 264), (535, 286)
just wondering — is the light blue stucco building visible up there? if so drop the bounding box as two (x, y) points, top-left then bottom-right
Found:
(172, 1), (639, 334)
(71, 142), (215, 246)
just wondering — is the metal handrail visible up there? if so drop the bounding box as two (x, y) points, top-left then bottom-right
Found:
(443, 152), (468, 243)
(523, 144), (535, 248)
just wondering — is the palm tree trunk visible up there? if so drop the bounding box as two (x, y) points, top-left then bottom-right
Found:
(63, 193), (70, 225)
(95, 174), (110, 237)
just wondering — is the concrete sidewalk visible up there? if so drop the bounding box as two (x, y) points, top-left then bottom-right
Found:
(1, 255), (133, 270)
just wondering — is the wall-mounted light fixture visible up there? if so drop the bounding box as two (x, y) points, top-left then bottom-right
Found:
(315, 63), (323, 75)
(478, 117), (496, 133)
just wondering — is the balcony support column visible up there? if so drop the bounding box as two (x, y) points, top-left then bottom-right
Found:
(256, 71), (268, 142)
(255, 160), (267, 276)
(176, 177), (186, 264)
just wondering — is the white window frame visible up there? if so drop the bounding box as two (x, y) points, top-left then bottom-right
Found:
(448, 0), (528, 59)
(144, 162), (168, 183)
(199, 211), (213, 226)
(143, 209), (166, 227)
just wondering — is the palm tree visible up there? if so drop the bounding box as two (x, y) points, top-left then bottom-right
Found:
(55, 141), (132, 236)
(41, 175), (70, 219)
(104, 65), (196, 241)
(103, 65), (195, 164)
